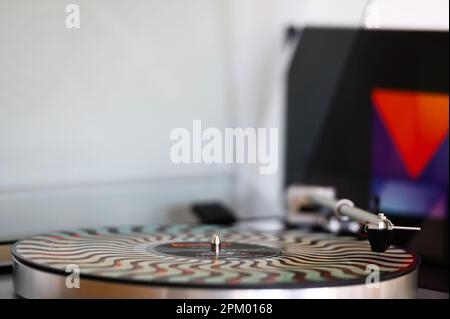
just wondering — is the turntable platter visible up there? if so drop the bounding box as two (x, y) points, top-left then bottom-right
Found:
(12, 225), (419, 298)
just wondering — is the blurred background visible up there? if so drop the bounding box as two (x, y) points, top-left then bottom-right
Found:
(0, 0), (448, 292)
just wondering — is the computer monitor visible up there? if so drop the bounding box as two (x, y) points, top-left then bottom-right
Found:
(286, 27), (449, 289)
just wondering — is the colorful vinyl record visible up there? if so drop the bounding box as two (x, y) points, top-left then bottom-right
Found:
(12, 225), (419, 298)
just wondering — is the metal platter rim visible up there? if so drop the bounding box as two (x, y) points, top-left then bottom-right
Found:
(12, 256), (419, 298)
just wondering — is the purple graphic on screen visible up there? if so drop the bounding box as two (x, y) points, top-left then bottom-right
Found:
(371, 91), (449, 219)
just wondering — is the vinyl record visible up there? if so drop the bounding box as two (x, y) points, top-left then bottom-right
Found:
(12, 225), (419, 298)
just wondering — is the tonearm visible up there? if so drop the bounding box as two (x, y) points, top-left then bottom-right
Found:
(287, 186), (421, 252)
(307, 194), (421, 252)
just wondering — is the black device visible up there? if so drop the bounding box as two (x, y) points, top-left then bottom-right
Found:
(285, 27), (449, 291)
(191, 202), (237, 225)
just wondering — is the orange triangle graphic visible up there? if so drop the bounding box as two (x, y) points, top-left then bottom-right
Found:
(372, 89), (449, 179)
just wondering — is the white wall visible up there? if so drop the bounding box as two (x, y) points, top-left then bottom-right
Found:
(0, 176), (232, 240)
(0, 0), (232, 188)
(362, 0), (449, 30)
(0, 0), (233, 240)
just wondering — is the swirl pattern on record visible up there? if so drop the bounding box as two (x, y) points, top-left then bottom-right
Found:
(12, 225), (419, 288)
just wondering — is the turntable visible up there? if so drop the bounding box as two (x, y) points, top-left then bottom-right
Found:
(11, 192), (421, 299)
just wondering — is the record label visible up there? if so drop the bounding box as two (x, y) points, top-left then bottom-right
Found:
(153, 242), (281, 259)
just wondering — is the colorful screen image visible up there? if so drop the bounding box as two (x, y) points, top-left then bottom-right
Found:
(371, 88), (449, 218)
